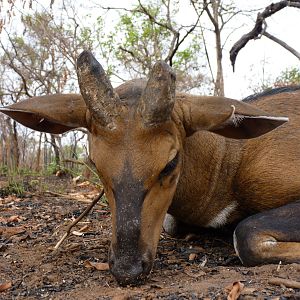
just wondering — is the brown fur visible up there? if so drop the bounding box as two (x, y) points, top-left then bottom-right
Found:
(2, 62), (300, 284)
(170, 91), (300, 225)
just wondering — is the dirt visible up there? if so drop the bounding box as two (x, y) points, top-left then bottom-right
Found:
(0, 176), (300, 299)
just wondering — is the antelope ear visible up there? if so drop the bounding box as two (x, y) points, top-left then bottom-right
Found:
(0, 94), (88, 134)
(181, 96), (288, 139)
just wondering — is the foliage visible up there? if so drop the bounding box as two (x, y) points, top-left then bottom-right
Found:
(274, 67), (300, 87)
(97, 0), (208, 92)
(1, 180), (26, 197)
(0, 170), (39, 197)
(45, 161), (60, 175)
(0, 7), (93, 174)
(248, 66), (300, 96)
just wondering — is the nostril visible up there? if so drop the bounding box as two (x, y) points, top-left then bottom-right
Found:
(110, 255), (153, 286)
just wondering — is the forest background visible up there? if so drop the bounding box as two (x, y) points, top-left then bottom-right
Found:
(0, 0), (299, 184)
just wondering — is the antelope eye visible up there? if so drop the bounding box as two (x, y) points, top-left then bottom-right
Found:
(159, 153), (179, 180)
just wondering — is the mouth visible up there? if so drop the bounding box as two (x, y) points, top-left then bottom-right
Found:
(113, 271), (150, 287)
(109, 248), (153, 286)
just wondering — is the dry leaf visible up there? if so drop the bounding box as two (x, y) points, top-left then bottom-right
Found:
(226, 281), (244, 300)
(77, 181), (91, 187)
(0, 281), (12, 292)
(0, 226), (26, 238)
(0, 215), (22, 224)
(72, 231), (84, 236)
(84, 260), (109, 271)
(189, 253), (197, 261)
(72, 175), (82, 184)
(7, 215), (22, 223)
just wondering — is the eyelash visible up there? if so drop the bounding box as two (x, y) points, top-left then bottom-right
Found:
(159, 153), (179, 180)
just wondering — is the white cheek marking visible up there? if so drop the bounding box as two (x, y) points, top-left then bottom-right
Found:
(206, 201), (238, 228)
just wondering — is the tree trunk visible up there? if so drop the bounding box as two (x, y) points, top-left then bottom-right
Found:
(83, 133), (93, 180)
(6, 119), (19, 170)
(0, 119), (7, 166)
(212, 0), (224, 97)
(44, 133), (48, 170)
(50, 134), (60, 170)
(35, 133), (42, 171)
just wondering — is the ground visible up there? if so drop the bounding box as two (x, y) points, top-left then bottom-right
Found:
(0, 176), (300, 299)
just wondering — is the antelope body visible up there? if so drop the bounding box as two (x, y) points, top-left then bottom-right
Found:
(1, 51), (300, 286)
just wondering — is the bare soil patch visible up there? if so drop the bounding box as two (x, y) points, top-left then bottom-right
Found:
(0, 177), (299, 299)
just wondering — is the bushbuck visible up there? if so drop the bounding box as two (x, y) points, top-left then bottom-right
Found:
(1, 51), (300, 286)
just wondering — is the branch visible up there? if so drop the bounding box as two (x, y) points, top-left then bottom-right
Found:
(263, 31), (300, 59)
(191, 1), (214, 81)
(0, 38), (33, 98)
(204, 0), (218, 30)
(165, 17), (200, 66)
(137, 0), (175, 33)
(230, 0), (300, 71)
(63, 158), (85, 165)
(119, 46), (146, 66)
(98, 5), (135, 13)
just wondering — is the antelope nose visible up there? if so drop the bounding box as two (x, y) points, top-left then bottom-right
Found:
(109, 251), (152, 286)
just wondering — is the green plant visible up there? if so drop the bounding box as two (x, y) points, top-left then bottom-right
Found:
(0, 180), (26, 197)
(0, 165), (9, 175)
(274, 67), (300, 87)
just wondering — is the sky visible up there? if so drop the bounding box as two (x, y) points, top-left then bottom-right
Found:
(89, 0), (300, 98)
(221, 1), (300, 98)
(2, 0), (300, 99)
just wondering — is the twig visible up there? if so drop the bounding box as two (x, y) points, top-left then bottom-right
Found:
(52, 189), (104, 252)
(63, 158), (85, 165)
(45, 190), (68, 197)
(269, 277), (300, 289)
(43, 191), (98, 204)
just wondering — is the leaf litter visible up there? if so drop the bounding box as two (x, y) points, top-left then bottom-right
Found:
(0, 175), (299, 299)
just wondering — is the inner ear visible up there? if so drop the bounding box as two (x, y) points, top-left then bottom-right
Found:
(181, 97), (289, 140)
(212, 105), (288, 139)
(0, 109), (79, 134)
(0, 94), (89, 134)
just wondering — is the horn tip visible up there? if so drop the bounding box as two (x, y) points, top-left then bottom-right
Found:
(77, 50), (100, 70)
(151, 61), (176, 81)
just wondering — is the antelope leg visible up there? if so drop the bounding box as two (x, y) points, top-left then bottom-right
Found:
(233, 201), (300, 266)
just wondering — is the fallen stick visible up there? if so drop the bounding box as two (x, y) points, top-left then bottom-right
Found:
(52, 189), (104, 252)
(269, 277), (300, 289)
(45, 190), (69, 197)
(44, 191), (99, 204)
